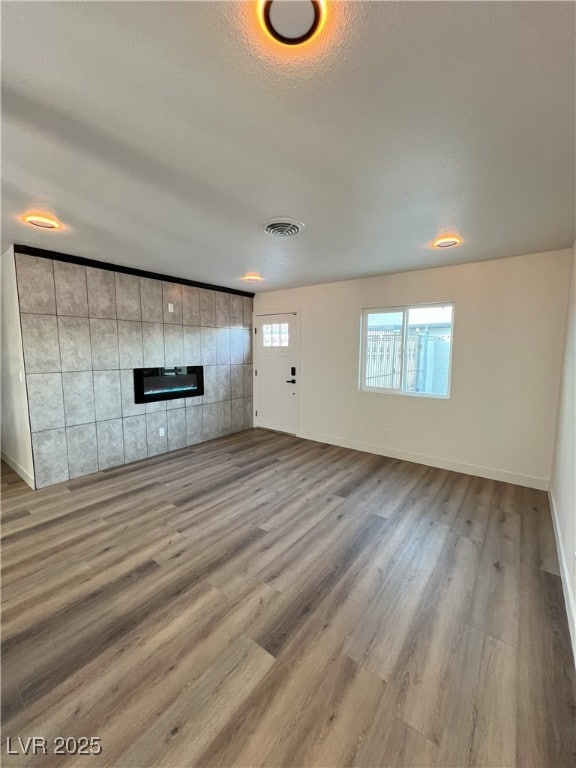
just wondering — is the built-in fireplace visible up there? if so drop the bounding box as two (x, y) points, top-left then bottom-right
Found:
(133, 366), (204, 404)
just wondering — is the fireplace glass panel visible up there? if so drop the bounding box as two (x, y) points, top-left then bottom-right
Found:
(133, 366), (204, 404)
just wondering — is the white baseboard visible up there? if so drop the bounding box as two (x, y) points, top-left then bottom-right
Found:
(548, 490), (576, 665)
(1, 451), (35, 489)
(298, 431), (549, 490)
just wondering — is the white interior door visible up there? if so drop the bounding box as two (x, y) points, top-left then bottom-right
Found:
(254, 312), (300, 434)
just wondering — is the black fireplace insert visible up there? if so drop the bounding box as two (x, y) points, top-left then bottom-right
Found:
(133, 366), (204, 404)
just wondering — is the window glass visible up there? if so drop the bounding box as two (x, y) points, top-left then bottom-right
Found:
(361, 304), (453, 398)
(365, 311), (403, 390)
(263, 323), (289, 347)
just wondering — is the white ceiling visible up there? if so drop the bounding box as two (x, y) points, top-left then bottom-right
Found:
(2, 1), (574, 291)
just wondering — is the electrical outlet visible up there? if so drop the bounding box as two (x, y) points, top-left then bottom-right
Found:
(382, 427), (391, 439)
(159, 427), (165, 437)
(168, 302), (174, 313)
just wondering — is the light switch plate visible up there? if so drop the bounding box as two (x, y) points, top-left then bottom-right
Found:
(159, 427), (165, 436)
(168, 303), (174, 313)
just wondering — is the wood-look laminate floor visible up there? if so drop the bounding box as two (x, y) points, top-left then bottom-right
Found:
(1, 429), (574, 768)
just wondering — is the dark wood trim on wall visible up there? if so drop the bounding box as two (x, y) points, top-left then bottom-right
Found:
(14, 244), (255, 298)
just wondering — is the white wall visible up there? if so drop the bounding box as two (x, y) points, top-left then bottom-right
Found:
(1, 246), (34, 487)
(550, 242), (576, 661)
(254, 249), (572, 490)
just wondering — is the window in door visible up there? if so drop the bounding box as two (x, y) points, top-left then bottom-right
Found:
(263, 322), (289, 347)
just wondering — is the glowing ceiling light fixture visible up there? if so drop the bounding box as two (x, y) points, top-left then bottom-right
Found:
(242, 272), (264, 283)
(258, 0), (326, 46)
(433, 235), (462, 249)
(21, 213), (62, 230)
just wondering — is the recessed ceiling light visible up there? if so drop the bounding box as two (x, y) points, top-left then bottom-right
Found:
(242, 272), (264, 283)
(22, 213), (61, 230)
(433, 236), (462, 249)
(259, 0), (326, 46)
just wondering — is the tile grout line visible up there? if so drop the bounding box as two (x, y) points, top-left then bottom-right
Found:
(53, 264), (70, 486)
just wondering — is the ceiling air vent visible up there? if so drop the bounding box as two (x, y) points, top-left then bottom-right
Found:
(262, 218), (304, 237)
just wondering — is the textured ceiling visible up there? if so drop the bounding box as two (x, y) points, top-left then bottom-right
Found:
(2, 1), (574, 291)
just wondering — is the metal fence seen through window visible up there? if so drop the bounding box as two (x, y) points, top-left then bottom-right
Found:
(365, 329), (446, 392)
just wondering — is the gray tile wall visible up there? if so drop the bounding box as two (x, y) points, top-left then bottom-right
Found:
(54, 262), (88, 317)
(15, 254), (254, 488)
(123, 415), (147, 463)
(67, 423), (98, 479)
(86, 267), (116, 318)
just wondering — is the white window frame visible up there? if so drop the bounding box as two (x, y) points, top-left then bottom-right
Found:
(359, 301), (454, 399)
